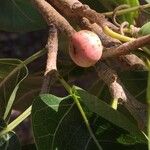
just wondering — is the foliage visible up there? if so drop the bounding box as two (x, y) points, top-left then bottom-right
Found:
(0, 0), (150, 150)
(0, 0), (46, 32)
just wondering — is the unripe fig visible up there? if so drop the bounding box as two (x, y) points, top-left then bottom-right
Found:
(69, 30), (103, 67)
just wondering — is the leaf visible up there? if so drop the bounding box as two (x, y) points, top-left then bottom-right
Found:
(3, 68), (28, 120)
(139, 22), (150, 36)
(117, 134), (143, 145)
(0, 0), (46, 32)
(32, 94), (97, 150)
(0, 59), (28, 118)
(0, 131), (21, 150)
(74, 87), (145, 141)
(116, 0), (139, 24)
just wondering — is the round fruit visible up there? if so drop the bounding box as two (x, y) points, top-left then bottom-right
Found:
(69, 30), (103, 67)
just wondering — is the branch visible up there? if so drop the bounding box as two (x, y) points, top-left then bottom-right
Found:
(95, 62), (147, 129)
(41, 24), (58, 94)
(32, 0), (75, 36)
(102, 35), (150, 59)
(79, 18), (145, 71)
(49, 0), (118, 30)
(79, 17), (121, 48)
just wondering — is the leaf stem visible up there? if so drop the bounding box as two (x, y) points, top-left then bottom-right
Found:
(103, 26), (135, 42)
(111, 98), (118, 110)
(57, 75), (103, 150)
(103, 3), (150, 17)
(0, 106), (32, 137)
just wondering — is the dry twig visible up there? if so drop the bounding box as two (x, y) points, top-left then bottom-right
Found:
(41, 24), (58, 94)
(49, 0), (118, 30)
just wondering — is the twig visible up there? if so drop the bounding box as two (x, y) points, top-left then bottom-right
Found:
(112, 5), (129, 27)
(95, 62), (147, 129)
(32, 0), (76, 36)
(102, 35), (150, 59)
(41, 24), (58, 94)
(79, 17), (121, 48)
(49, 0), (118, 30)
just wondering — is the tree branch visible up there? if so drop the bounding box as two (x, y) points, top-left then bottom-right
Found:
(41, 24), (58, 94)
(32, 0), (75, 36)
(95, 62), (147, 129)
(102, 35), (150, 59)
(48, 0), (118, 30)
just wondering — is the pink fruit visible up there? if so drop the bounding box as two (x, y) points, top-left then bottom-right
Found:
(69, 30), (103, 67)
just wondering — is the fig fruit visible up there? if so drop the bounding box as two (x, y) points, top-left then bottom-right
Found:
(69, 30), (103, 67)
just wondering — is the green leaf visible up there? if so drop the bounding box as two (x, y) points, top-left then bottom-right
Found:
(74, 87), (145, 141)
(0, 131), (21, 150)
(32, 94), (97, 150)
(3, 68), (28, 120)
(118, 0), (139, 24)
(139, 22), (150, 36)
(117, 134), (143, 145)
(0, 0), (46, 32)
(0, 59), (28, 119)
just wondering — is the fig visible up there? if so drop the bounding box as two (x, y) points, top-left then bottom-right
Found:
(69, 30), (103, 67)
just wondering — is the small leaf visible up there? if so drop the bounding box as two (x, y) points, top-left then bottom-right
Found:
(139, 22), (150, 36)
(117, 134), (143, 145)
(0, 59), (28, 118)
(3, 66), (28, 120)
